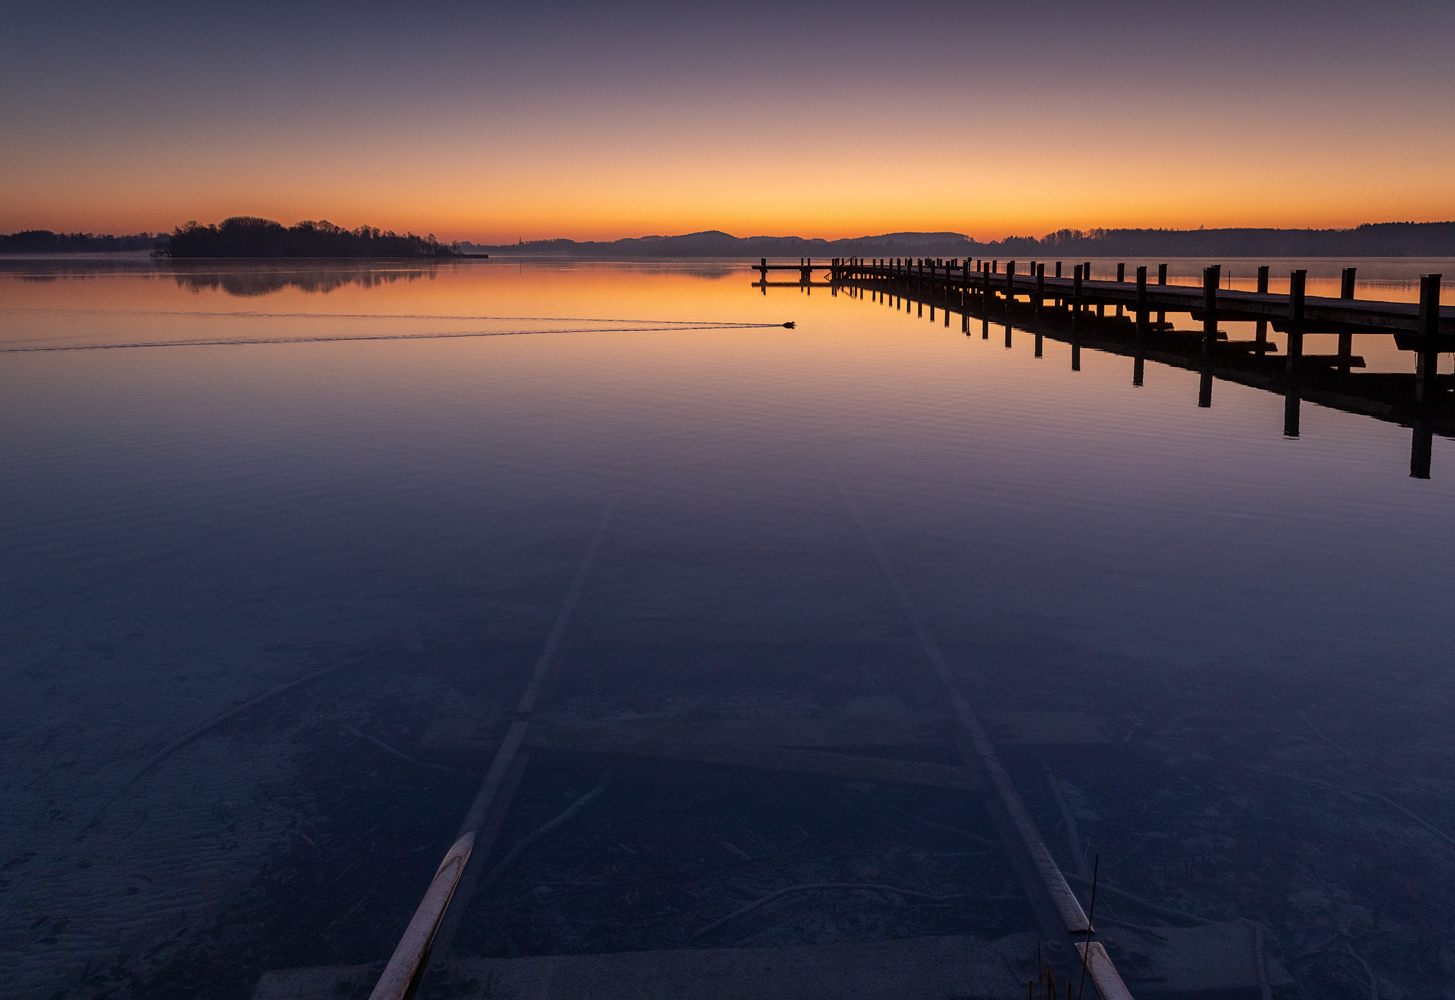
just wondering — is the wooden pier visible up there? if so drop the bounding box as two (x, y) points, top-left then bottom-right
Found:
(755, 256), (1454, 477)
(820, 257), (1452, 336)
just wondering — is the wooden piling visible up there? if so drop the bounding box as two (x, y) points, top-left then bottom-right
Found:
(1135, 266), (1148, 340)
(1415, 273), (1443, 403)
(1157, 263), (1167, 327)
(1341, 267), (1357, 300)
(1284, 384), (1302, 438)
(1411, 419), (1434, 479)
(1286, 269), (1306, 378)
(1255, 265), (1270, 353)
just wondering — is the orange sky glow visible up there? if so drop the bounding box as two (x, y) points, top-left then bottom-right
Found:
(3, 2), (1453, 243)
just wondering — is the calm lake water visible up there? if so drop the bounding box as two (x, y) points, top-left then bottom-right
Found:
(1, 257), (1453, 1000)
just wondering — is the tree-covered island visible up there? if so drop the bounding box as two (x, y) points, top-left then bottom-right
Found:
(162, 216), (480, 258)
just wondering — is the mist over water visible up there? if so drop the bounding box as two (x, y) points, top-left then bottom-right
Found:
(1, 258), (1452, 1000)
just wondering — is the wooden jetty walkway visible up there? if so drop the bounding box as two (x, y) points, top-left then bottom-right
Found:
(753, 256), (1454, 477)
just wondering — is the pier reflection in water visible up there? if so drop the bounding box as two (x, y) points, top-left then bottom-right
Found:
(803, 256), (1454, 478)
(1, 258), (1453, 1000)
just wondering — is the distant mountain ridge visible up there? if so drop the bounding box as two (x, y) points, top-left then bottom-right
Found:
(6, 221), (1454, 258)
(463, 222), (1455, 258)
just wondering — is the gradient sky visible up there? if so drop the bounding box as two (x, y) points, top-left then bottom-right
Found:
(3, 0), (1454, 242)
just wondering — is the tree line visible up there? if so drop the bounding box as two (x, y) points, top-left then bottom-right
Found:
(163, 217), (468, 258)
(0, 230), (164, 253)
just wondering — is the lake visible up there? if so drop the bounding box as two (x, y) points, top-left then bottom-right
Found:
(1, 256), (1453, 1000)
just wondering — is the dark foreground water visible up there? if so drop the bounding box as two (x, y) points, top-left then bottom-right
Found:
(1, 257), (1453, 1000)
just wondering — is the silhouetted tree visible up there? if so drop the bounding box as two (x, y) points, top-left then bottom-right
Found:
(0, 230), (164, 253)
(161, 216), (466, 258)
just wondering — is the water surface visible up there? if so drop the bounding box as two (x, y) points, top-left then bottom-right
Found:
(1, 257), (1452, 999)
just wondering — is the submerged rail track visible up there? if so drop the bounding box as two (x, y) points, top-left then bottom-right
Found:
(335, 474), (1139, 1000)
(243, 258), (1378, 1000)
(249, 476), (1177, 1000)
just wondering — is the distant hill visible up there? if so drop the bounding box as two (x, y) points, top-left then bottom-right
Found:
(460, 230), (983, 258)
(7, 220), (1453, 259)
(464, 222), (1455, 259)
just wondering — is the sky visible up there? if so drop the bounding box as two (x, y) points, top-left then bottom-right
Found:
(2, 0), (1454, 243)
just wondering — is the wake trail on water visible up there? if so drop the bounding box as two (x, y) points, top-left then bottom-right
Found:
(0, 323), (793, 353)
(2, 308), (774, 326)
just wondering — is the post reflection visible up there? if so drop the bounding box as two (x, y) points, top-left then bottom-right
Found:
(813, 258), (1455, 479)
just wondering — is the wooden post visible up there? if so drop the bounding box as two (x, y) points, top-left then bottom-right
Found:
(1035, 263), (1045, 313)
(1084, 261), (1092, 281)
(1284, 268), (1306, 437)
(1156, 263), (1167, 327)
(1286, 269), (1306, 377)
(1411, 419), (1434, 479)
(1415, 273), (1442, 403)
(1073, 264), (1083, 313)
(1135, 266), (1148, 340)
(1199, 263), (1221, 408)
(1284, 386), (1301, 438)
(1337, 268), (1355, 373)
(1006, 261), (1016, 299)
(1055, 261), (1062, 278)
(1255, 265), (1270, 354)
